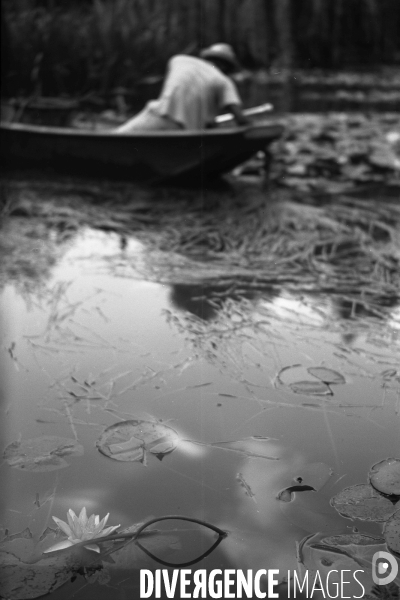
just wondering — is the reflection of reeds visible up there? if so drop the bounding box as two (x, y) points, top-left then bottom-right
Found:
(1, 178), (399, 315)
(2, 0), (400, 96)
(3, 0), (191, 96)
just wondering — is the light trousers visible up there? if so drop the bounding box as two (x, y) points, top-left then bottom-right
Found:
(116, 104), (182, 132)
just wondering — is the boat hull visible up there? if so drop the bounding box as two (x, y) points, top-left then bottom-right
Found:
(0, 120), (284, 180)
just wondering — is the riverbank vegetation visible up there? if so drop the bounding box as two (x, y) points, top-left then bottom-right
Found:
(1, 172), (399, 322)
(2, 0), (400, 98)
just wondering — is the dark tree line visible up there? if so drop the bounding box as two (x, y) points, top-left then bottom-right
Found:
(2, 0), (400, 97)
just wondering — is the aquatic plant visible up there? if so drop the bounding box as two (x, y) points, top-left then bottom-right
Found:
(2, 0), (400, 97)
(1, 515), (228, 598)
(44, 507), (120, 553)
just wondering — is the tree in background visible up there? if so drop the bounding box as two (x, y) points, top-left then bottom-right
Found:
(1, 0), (399, 98)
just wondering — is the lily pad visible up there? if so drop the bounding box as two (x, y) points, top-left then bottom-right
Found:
(297, 531), (388, 597)
(3, 436), (84, 472)
(96, 420), (180, 464)
(277, 364), (344, 397)
(1, 528), (33, 543)
(307, 367), (346, 385)
(289, 380), (332, 396)
(0, 551), (72, 599)
(384, 510), (400, 555)
(305, 532), (387, 567)
(277, 484), (315, 502)
(330, 484), (398, 522)
(369, 458), (400, 496)
(0, 543), (102, 599)
(320, 533), (386, 549)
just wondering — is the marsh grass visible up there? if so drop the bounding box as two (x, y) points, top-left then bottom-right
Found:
(2, 0), (400, 97)
(2, 0), (192, 96)
(1, 178), (399, 319)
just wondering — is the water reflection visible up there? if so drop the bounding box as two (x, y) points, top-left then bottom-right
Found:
(169, 284), (220, 321)
(1, 198), (399, 598)
(237, 76), (400, 113)
(0, 304), (9, 537)
(169, 284), (272, 321)
(332, 294), (400, 322)
(266, 292), (400, 347)
(2, 203), (398, 338)
(133, 74), (399, 114)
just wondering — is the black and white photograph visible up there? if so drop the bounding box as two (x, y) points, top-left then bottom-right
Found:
(1, 1), (399, 598)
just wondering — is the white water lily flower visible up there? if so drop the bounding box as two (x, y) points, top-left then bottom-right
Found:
(44, 507), (120, 553)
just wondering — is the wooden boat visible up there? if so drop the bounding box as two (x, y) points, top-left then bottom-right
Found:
(0, 103), (284, 180)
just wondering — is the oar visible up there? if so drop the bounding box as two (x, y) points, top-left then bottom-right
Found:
(216, 102), (273, 124)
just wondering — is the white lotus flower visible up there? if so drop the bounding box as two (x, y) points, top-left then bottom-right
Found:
(44, 507), (120, 553)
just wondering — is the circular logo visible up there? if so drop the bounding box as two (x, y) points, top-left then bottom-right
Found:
(372, 551), (399, 586)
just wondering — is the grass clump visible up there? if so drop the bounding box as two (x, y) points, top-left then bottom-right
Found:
(1, 177), (399, 320)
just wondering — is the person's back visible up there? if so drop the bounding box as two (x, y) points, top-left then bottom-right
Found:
(150, 55), (240, 129)
(116, 44), (247, 132)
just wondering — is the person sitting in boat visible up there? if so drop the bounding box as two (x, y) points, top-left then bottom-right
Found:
(116, 43), (249, 132)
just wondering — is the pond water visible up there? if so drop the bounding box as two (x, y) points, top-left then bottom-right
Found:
(1, 210), (399, 598)
(133, 70), (400, 115)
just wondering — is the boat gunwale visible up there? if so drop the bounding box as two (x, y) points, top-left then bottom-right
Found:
(0, 120), (282, 140)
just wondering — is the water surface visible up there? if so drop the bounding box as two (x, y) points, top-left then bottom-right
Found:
(1, 221), (399, 598)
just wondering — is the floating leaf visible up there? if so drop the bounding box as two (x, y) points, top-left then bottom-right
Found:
(1, 526), (71, 563)
(307, 367), (346, 385)
(0, 541), (102, 599)
(96, 420), (180, 464)
(0, 551), (73, 599)
(300, 531), (386, 567)
(0, 536), (38, 564)
(210, 437), (279, 460)
(3, 436), (84, 472)
(384, 510), (400, 555)
(277, 488), (293, 503)
(289, 380), (332, 396)
(277, 484), (315, 502)
(330, 484), (398, 522)
(0, 516), (224, 598)
(1, 528), (33, 543)
(276, 364), (307, 387)
(297, 531), (390, 598)
(369, 458), (400, 496)
(320, 533), (386, 549)
(277, 365), (341, 396)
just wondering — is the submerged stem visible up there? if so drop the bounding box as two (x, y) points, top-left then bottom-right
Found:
(66, 514), (227, 550)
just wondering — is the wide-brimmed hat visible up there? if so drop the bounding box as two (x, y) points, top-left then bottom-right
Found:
(200, 43), (240, 71)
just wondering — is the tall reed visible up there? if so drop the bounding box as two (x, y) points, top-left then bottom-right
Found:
(2, 0), (399, 98)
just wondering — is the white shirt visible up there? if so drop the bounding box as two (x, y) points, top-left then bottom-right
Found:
(148, 55), (241, 129)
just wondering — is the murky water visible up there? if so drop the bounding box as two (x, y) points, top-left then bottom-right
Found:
(1, 221), (399, 598)
(133, 74), (400, 115)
